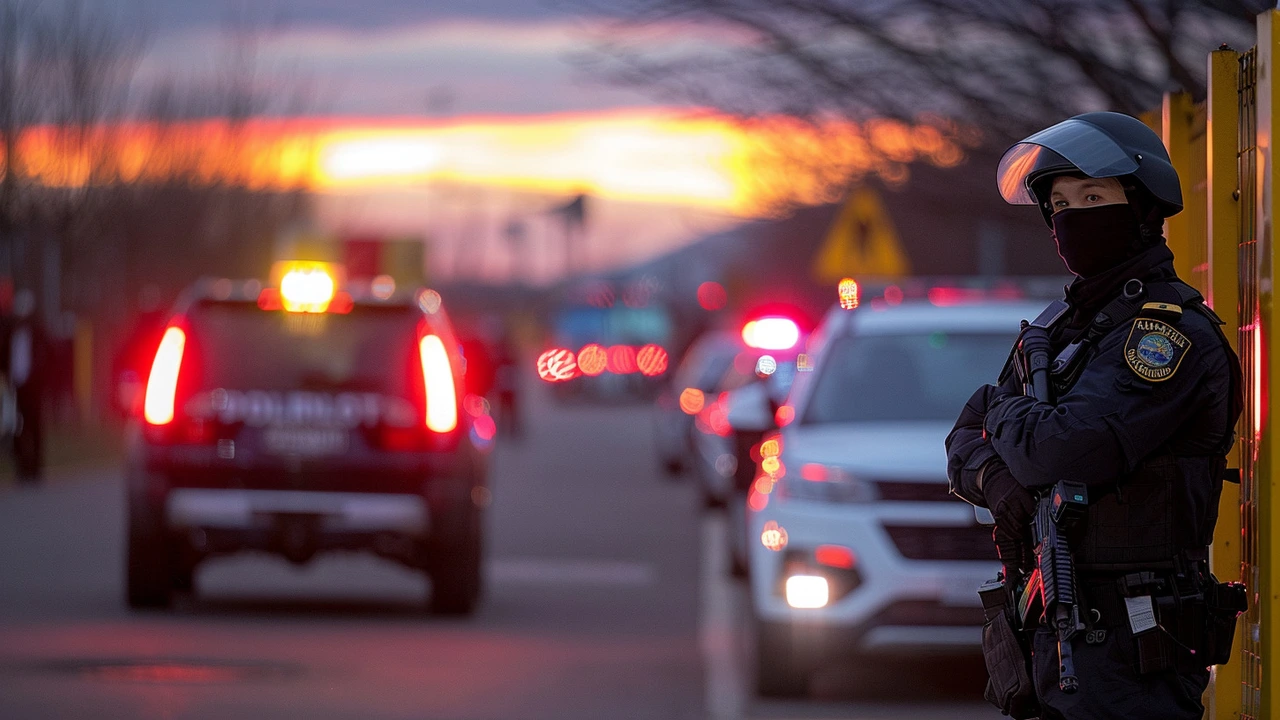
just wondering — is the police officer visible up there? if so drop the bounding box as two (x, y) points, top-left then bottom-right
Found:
(946, 112), (1243, 719)
(5, 290), (47, 483)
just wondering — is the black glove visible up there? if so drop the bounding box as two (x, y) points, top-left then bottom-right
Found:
(984, 462), (1036, 574)
(982, 460), (1035, 537)
(993, 525), (1032, 575)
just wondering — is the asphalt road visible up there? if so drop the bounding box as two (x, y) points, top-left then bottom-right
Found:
(0, 382), (996, 719)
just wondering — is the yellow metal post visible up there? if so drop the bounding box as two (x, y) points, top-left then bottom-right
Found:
(1252, 10), (1280, 717)
(1164, 91), (1207, 285)
(1206, 45), (1244, 720)
(1235, 41), (1264, 718)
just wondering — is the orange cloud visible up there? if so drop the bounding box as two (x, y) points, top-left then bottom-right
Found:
(4, 108), (974, 217)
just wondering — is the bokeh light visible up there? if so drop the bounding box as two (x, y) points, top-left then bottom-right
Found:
(697, 281), (727, 311)
(755, 355), (777, 377)
(577, 343), (608, 376)
(537, 348), (579, 382)
(760, 520), (788, 551)
(607, 344), (638, 374)
(838, 277), (859, 310)
(742, 317), (800, 351)
(679, 388), (705, 415)
(637, 344), (669, 376)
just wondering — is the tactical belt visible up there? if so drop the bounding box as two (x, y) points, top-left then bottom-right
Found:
(1079, 554), (1239, 677)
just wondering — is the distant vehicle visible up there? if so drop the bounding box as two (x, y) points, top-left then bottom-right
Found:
(125, 262), (492, 614)
(687, 356), (758, 508)
(723, 362), (799, 578)
(537, 281), (675, 402)
(655, 309), (807, 504)
(745, 297), (1041, 697)
(653, 330), (739, 478)
(689, 313), (807, 510)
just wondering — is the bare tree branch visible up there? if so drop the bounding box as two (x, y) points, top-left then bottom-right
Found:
(572, 0), (1257, 208)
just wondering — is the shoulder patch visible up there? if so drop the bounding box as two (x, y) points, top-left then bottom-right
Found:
(1124, 318), (1191, 382)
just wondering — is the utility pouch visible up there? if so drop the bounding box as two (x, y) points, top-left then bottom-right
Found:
(1203, 580), (1248, 665)
(1106, 575), (1175, 675)
(981, 609), (1039, 719)
(1134, 595), (1176, 675)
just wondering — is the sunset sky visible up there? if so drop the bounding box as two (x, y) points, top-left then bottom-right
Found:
(65, 1), (963, 284)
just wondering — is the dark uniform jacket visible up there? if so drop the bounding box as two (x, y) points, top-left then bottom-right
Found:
(947, 247), (1240, 574)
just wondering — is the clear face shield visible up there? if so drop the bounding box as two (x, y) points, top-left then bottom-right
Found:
(996, 118), (1142, 205)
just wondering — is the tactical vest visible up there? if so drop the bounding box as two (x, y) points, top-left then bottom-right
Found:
(1042, 280), (1241, 574)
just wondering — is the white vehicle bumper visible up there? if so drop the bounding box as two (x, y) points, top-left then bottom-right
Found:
(166, 489), (429, 535)
(749, 495), (998, 656)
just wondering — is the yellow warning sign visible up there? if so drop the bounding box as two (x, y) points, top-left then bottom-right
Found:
(811, 187), (909, 283)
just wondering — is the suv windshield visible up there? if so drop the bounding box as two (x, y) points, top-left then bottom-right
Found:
(802, 331), (1013, 424)
(189, 302), (421, 394)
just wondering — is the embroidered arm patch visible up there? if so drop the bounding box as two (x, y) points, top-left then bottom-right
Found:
(1124, 318), (1191, 382)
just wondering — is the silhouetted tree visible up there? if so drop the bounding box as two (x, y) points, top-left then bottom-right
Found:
(579, 0), (1265, 206)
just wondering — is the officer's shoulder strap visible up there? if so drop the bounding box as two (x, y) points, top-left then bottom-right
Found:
(1156, 280), (1233, 328)
(1084, 280), (1148, 342)
(1089, 280), (1204, 342)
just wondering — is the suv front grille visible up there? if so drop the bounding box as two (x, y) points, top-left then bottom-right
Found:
(872, 599), (985, 627)
(883, 524), (997, 561)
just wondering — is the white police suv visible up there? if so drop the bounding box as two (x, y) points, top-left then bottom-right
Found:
(746, 295), (1044, 696)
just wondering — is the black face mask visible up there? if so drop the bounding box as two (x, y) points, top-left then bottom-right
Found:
(1050, 204), (1143, 278)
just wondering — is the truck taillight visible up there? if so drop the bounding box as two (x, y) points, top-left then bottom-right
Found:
(419, 334), (457, 433)
(144, 326), (187, 425)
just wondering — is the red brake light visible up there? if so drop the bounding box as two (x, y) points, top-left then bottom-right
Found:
(419, 334), (457, 433)
(144, 326), (186, 425)
(815, 544), (856, 569)
(742, 317), (800, 350)
(800, 463), (828, 482)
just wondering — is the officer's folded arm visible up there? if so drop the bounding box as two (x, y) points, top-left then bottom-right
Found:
(945, 384), (1010, 507)
(982, 329), (1213, 488)
(946, 428), (995, 507)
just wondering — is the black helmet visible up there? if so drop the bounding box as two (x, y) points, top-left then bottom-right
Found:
(995, 112), (1182, 225)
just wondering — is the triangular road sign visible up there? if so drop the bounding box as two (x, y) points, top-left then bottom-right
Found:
(812, 186), (910, 283)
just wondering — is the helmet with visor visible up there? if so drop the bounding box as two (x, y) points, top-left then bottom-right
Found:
(996, 112), (1182, 226)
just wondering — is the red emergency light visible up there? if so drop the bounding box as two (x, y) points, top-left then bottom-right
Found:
(742, 316), (800, 351)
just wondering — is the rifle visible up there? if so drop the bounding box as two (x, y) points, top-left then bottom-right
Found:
(1010, 309), (1088, 694)
(1016, 480), (1089, 693)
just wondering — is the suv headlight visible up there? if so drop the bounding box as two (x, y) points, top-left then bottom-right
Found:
(777, 463), (876, 503)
